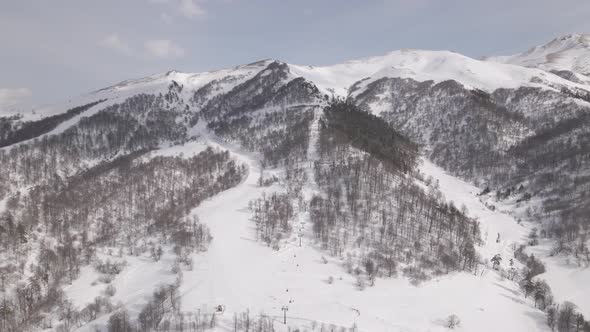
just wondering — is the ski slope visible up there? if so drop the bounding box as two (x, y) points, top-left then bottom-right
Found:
(421, 158), (590, 319)
(63, 136), (549, 331)
(23, 47), (575, 331)
(419, 160), (530, 261)
(176, 150), (548, 331)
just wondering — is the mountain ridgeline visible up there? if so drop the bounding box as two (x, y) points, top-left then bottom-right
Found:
(0, 99), (106, 148)
(0, 60), (326, 331)
(0, 41), (590, 331)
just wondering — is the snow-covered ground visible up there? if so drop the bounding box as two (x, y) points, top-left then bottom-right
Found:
(289, 49), (590, 98)
(62, 137), (550, 331)
(0, 59), (269, 121)
(66, 248), (178, 331)
(18, 44), (585, 331)
(51, 120), (581, 332)
(174, 147), (549, 331)
(179, 149), (552, 332)
(485, 33), (590, 76)
(7, 42), (589, 121)
(526, 240), (590, 318)
(433, 158), (590, 320)
(419, 160), (530, 262)
(422, 156), (590, 323)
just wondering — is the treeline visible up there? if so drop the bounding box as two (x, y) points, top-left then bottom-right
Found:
(249, 192), (295, 249)
(110, 306), (279, 332)
(0, 144), (246, 331)
(322, 99), (418, 173)
(0, 93), (190, 199)
(504, 109), (590, 253)
(560, 86), (590, 103)
(352, 78), (525, 180)
(36, 147), (243, 247)
(193, 61), (324, 167)
(0, 99), (106, 148)
(311, 100), (480, 284)
(196, 61), (292, 123)
(1, 146), (243, 255)
(498, 234), (590, 332)
(546, 301), (590, 332)
(0, 91), (193, 329)
(0, 144), (244, 330)
(351, 76), (590, 263)
(208, 106), (315, 168)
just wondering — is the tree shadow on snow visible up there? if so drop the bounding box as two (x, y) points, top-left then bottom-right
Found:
(493, 281), (522, 298)
(499, 293), (526, 305)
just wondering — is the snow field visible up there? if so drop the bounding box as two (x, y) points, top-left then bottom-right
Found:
(124, 140), (549, 331)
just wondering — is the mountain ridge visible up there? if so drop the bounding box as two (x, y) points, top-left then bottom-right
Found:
(484, 33), (590, 76)
(2, 32), (590, 332)
(5, 33), (590, 121)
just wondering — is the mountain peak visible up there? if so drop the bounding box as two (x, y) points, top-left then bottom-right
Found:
(553, 33), (590, 43)
(536, 33), (590, 52)
(485, 33), (590, 75)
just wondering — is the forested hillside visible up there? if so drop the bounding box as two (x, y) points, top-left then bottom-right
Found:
(311, 101), (480, 285)
(1, 41), (590, 331)
(351, 75), (590, 263)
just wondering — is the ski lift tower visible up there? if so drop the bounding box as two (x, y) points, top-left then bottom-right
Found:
(281, 306), (289, 324)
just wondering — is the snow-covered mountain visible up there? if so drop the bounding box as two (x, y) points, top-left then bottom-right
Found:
(290, 48), (590, 97)
(2, 34), (590, 332)
(485, 33), (590, 77)
(12, 43), (589, 122)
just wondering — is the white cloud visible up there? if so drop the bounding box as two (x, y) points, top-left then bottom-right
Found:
(99, 34), (132, 55)
(0, 88), (32, 108)
(178, 0), (205, 18)
(99, 34), (186, 59)
(144, 39), (186, 58)
(150, 0), (205, 20)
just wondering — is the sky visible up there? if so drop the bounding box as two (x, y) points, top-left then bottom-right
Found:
(1, 0), (590, 111)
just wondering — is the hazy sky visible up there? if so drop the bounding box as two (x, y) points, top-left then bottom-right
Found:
(1, 0), (590, 110)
